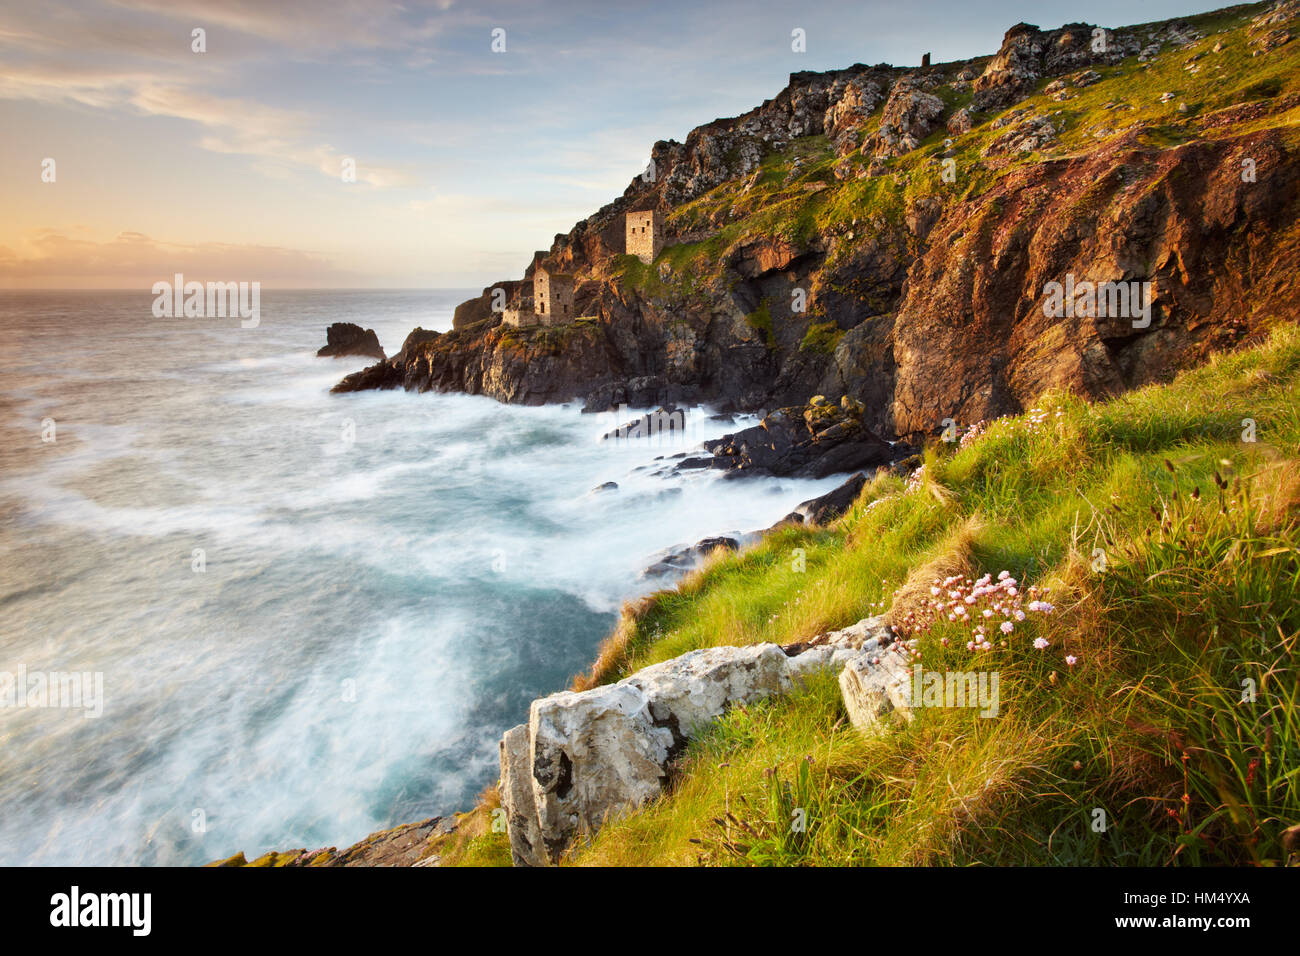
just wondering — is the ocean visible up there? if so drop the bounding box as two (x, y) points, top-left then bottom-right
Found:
(0, 289), (847, 866)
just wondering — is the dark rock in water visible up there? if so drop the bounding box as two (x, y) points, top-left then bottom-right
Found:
(592, 481), (619, 493)
(318, 322), (386, 362)
(600, 406), (689, 442)
(641, 533), (741, 578)
(642, 550), (699, 578)
(694, 536), (739, 555)
(675, 457), (712, 470)
(786, 472), (868, 526)
(704, 398), (895, 478)
(332, 360), (403, 393)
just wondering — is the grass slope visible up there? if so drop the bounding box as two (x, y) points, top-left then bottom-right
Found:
(563, 323), (1300, 866)
(441, 324), (1299, 867)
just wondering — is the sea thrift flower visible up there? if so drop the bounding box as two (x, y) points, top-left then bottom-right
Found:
(1065, 655), (1078, 666)
(1034, 637), (1049, 650)
(891, 568), (1058, 660)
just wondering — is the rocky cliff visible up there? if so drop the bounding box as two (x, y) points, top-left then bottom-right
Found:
(335, 4), (1300, 444)
(336, 4), (1300, 444)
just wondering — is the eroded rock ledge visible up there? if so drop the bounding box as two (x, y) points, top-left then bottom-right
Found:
(499, 615), (911, 867)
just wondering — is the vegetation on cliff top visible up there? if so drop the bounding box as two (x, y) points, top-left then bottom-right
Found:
(615, 0), (1300, 336)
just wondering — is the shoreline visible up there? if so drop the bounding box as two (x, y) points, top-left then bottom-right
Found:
(212, 434), (891, 867)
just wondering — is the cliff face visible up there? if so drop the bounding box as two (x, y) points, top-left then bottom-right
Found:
(337, 3), (1300, 443)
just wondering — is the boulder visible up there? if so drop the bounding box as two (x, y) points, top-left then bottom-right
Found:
(626, 643), (795, 737)
(784, 472), (867, 525)
(983, 112), (1058, 155)
(704, 403), (895, 478)
(839, 650), (912, 733)
(499, 617), (899, 865)
(317, 322), (386, 361)
(527, 681), (681, 864)
(499, 723), (548, 868)
(824, 76), (886, 145)
(946, 106), (975, 135)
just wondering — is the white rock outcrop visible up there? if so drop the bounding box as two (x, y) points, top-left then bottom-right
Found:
(498, 616), (904, 866)
(839, 652), (912, 732)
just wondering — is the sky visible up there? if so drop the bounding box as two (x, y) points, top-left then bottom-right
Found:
(0, 0), (1227, 289)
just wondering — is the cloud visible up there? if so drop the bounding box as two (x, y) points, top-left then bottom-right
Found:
(0, 230), (350, 287)
(0, 1), (446, 186)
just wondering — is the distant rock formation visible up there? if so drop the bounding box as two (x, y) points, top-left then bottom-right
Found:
(317, 322), (386, 362)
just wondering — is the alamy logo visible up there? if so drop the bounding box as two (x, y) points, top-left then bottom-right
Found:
(1043, 274), (1151, 328)
(50, 886), (150, 936)
(151, 273), (260, 328)
(910, 665), (999, 718)
(0, 665), (103, 718)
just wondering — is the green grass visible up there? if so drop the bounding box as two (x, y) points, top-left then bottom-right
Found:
(564, 323), (1300, 867)
(744, 299), (775, 347)
(799, 321), (845, 355)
